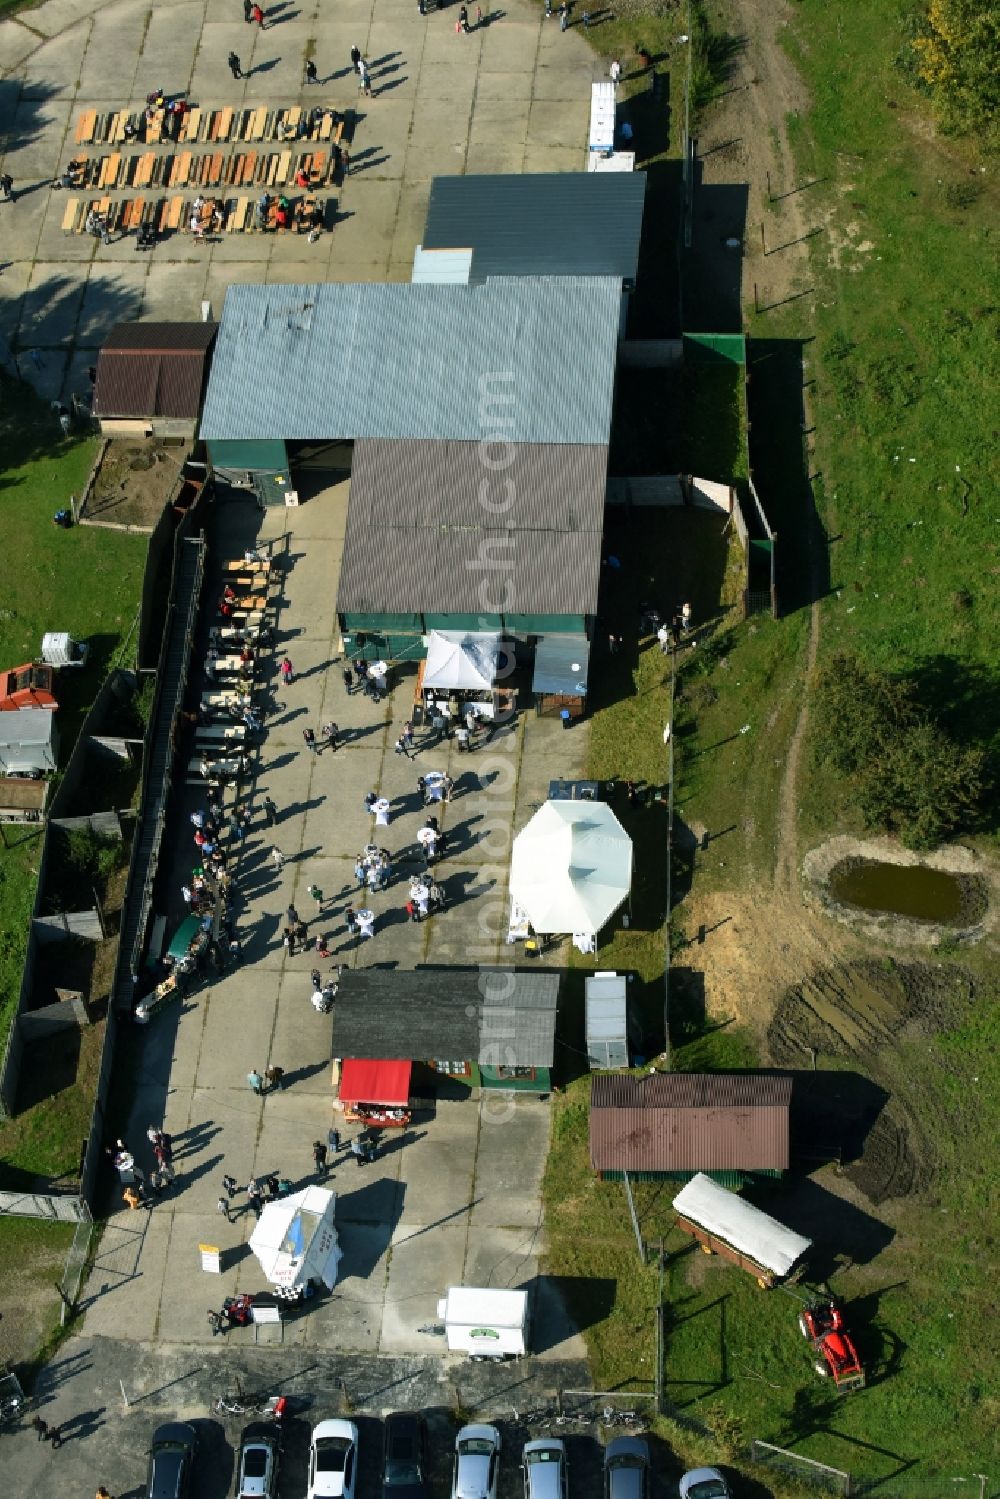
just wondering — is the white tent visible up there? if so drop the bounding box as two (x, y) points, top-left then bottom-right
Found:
(249, 1185), (342, 1292)
(509, 800), (632, 940)
(423, 631), (503, 692)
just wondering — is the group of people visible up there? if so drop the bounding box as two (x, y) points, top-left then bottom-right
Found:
(113, 1126), (176, 1209)
(344, 656), (389, 700)
(655, 601), (694, 654)
(354, 843), (393, 894)
(405, 870), (446, 922)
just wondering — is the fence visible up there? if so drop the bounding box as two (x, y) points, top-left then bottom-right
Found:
(752, 1442), (851, 1496)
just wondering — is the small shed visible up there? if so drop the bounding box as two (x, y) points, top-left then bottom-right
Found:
(92, 321), (216, 439)
(585, 971), (629, 1069)
(532, 634), (590, 719)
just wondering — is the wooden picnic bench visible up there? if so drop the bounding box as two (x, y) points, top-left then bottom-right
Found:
(61, 196), (81, 233)
(180, 107), (201, 143)
(75, 109), (97, 146)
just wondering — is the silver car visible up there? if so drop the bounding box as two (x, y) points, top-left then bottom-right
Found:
(604, 1437), (650, 1499)
(523, 1438), (568, 1499)
(453, 1423), (502, 1499)
(679, 1469), (731, 1499)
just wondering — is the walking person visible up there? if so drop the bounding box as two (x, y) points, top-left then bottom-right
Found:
(280, 655), (294, 686)
(558, 1), (568, 28)
(251, 1), (265, 26)
(350, 43), (362, 72)
(263, 794), (278, 826)
(33, 1417), (50, 1441)
(303, 727), (318, 754)
(217, 1193), (232, 1222)
(344, 906), (359, 941)
(394, 734), (411, 759)
(222, 1172), (239, 1199)
(271, 846), (285, 872)
(359, 59), (372, 96)
(307, 883), (325, 911)
(0, 172), (15, 203)
(610, 57), (622, 86)
(312, 1138), (328, 1175)
(228, 50), (244, 79)
(243, 0), (253, 18)
(247, 1067), (264, 1095)
(246, 1179), (264, 1218)
(304, 58), (319, 85)
(342, 664), (354, 694)
(350, 1134), (368, 1167)
(264, 1064), (285, 1092)
(458, 3), (469, 30)
(328, 1126), (341, 1154)
(320, 722), (339, 752)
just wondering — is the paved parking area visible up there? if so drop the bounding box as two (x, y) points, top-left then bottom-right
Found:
(81, 477), (589, 1364)
(0, 0), (601, 399)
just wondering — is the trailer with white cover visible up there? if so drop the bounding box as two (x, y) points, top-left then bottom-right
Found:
(436, 1286), (530, 1358)
(672, 1172), (812, 1288)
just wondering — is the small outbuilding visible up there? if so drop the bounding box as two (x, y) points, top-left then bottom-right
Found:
(585, 971), (629, 1070)
(589, 1073), (793, 1186)
(93, 321), (216, 438)
(0, 707), (58, 775)
(331, 968), (560, 1094)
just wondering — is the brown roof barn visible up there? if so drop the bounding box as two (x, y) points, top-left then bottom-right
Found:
(589, 1073), (792, 1177)
(93, 322), (216, 421)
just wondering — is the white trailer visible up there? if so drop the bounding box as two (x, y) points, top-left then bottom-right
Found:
(672, 1173), (812, 1287)
(436, 1286), (530, 1359)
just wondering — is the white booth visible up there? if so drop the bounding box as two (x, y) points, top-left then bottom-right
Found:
(437, 1286), (530, 1358)
(249, 1185), (342, 1294)
(589, 81), (616, 157)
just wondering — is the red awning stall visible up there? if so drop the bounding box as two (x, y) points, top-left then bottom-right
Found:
(339, 1059), (412, 1128)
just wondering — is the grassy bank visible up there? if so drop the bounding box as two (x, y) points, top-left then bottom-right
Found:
(753, 4), (1000, 814)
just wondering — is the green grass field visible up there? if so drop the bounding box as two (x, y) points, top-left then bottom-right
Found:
(0, 378), (147, 1051)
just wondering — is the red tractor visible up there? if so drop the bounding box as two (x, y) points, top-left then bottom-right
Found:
(798, 1298), (865, 1392)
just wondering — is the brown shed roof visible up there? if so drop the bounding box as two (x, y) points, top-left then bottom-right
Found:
(93, 322), (216, 420)
(589, 1073), (792, 1174)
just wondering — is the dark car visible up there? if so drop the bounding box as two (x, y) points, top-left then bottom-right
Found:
(604, 1437), (650, 1499)
(382, 1411), (429, 1499)
(236, 1421), (281, 1499)
(147, 1421), (198, 1499)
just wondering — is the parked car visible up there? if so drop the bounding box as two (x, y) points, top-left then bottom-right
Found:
(452, 1423), (502, 1499)
(235, 1421), (281, 1499)
(147, 1421), (198, 1499)
(382, 1411), (429, 1499)
(522, 1437), (568, 1499)
(603, 1437), (650, 1499)
(679, 1470), (731, 1499)
(308, 1420), (360, 1499)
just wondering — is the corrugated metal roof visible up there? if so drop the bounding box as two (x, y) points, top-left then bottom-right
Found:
(422, 174), (647, 285)
(199, 278), (621, 446)
(93, 321), (215, 419)
(349, 440), (607, 532)
(337, 525), (601, 615)
(589, 1073), (792, 1174)
(331, 969), (559, 1066)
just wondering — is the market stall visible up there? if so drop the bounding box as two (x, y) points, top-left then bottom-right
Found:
(338, 1058), (412, 1128)
(415, 631), (516, 723)
(508, 799), (632, 954)
(249, 1185), (342, 1294)
(532, 634), (590, 720)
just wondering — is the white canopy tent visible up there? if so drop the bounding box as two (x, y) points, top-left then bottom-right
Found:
(509, 799), (632, 945)
(249, 1185), (342, 1292)
(423, 631), (503, 693)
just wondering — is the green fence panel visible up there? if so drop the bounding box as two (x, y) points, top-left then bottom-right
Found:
(683, 332), (747, 366)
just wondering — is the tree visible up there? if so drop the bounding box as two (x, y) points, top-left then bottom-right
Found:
(907, 0), (1000, 146)
(812, 651), (985, 849)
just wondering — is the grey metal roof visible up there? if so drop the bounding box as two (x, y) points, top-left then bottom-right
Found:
(337, 525), (602, 615)
(338, 439), (606, 616)
(348, 440), (607, 532)
(331, 969), (559, 1066)
(422, 173), (647, 285)
(200, 278), (621, 446)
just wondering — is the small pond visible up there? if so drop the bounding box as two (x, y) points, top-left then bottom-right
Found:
(828, 857), (987, 926)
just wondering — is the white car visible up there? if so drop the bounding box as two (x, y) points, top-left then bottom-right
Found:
(452, 1423), (501, 1499)
(308, 1420), (360, 1499)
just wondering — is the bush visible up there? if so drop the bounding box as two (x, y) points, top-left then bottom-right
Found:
(901, 0), (1000, 150)
(811, 652), (985, 849)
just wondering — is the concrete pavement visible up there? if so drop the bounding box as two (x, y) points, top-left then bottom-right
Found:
(0, 0), (603, 400)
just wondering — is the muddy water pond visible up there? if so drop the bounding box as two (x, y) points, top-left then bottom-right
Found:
(828, 857), (987, 926)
